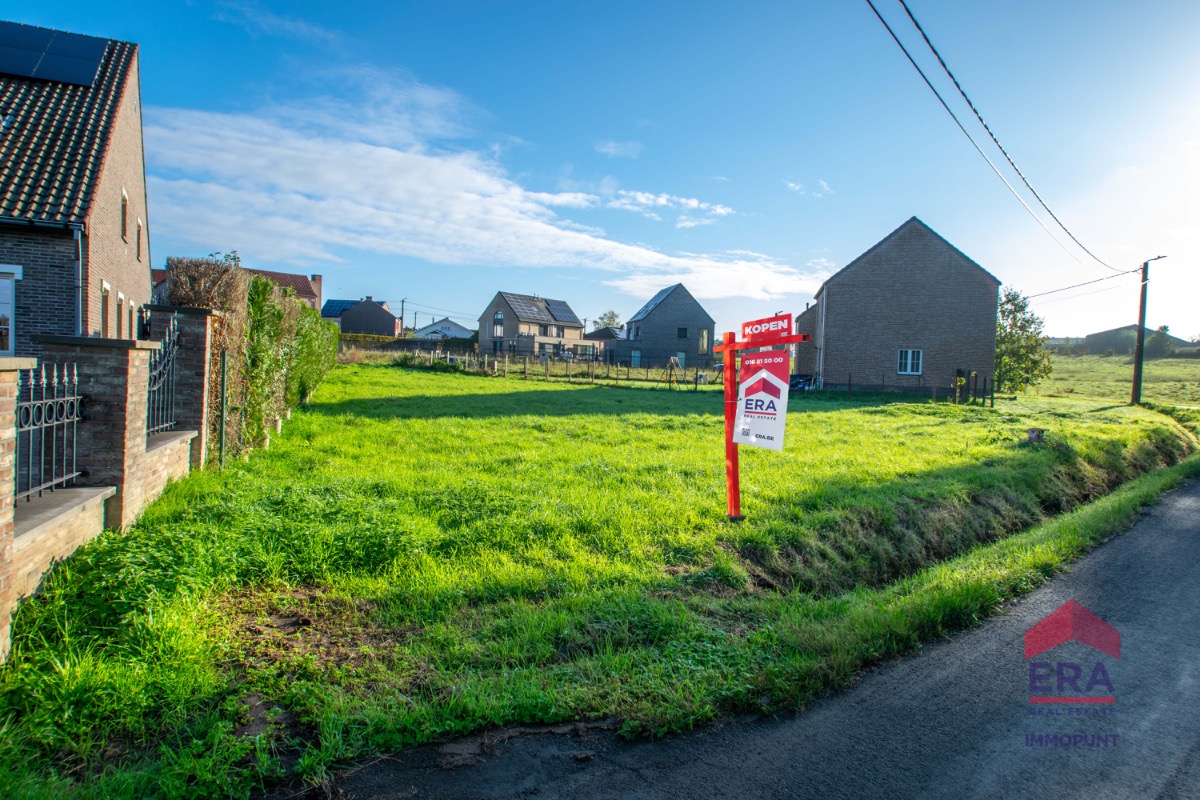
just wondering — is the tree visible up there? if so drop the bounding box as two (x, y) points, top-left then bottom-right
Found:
(594, 310), (621, 330)
(995, 287), (1052, 392)
(1145, 325), (1175, 360)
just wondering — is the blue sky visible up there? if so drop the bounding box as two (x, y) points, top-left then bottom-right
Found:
(17, 1), (1200, 337)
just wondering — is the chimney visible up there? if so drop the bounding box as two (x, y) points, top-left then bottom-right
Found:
(310, 274), (322, 309)
(806, 302), (810, 310)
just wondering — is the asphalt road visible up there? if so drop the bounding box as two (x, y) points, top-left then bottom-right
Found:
(325, 480), (1200, 800)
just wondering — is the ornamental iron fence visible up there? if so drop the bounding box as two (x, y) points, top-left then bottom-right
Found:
(147, 315), (180, 436)
(16, 363), (82, 501)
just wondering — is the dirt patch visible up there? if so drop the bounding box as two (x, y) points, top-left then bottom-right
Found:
(225, 585), (420, 672)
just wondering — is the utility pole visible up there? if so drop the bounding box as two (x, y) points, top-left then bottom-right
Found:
(1130, 255), (1167, 405)
(399, 298), (407, 336)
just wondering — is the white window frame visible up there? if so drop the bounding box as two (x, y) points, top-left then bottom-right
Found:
(101, 281), (112, 338)
(897, 348), (922, 375)
(0, 265), (21, 357)
(120, 189), (129, 241)
(116, 292), (125, 339)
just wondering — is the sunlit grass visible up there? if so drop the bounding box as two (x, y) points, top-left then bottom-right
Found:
(1045, 353), (1200, 405)
(0, 364), (1195, 798)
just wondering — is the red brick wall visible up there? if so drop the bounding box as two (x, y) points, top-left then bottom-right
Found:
(11, 494), (109, 599)
(0, 361), (24, 659)
(82, 48), (152, 339)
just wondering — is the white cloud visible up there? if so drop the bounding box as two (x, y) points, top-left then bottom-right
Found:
(607, 190), (735, 221)
(784, 178), (834, 197)
(145, 75), (815, 301)
(676, 216), (716, 229)
(214, 1), (342, 45)
(595, 139), (644, 158)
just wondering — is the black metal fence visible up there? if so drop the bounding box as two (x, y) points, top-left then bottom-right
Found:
(16, 363), (83, 501)
(147, 315), (180, 436)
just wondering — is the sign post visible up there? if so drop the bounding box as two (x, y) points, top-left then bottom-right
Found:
(714, 314), (811, 522)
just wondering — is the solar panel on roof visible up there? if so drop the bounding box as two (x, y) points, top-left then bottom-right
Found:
(0, 22), (107, 87)
(501, 292), (555, 323)
(46, 30), (108, 60)
(627, 285), (676, 323)
(545, 299), (580, 324)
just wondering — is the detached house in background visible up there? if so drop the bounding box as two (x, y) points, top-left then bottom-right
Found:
(321, 296), (401, 336)
(413, 316), (473, 339)
(608, 284), (716, 369)
(478, 292), (584, 357)
(0, 21), (151, 355)
(794, 217), (1000, 392)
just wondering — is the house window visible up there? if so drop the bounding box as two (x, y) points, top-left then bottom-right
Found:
(116, 293), (125, 338)
(897, 349), (922, 375)
(136, 219), (143, 261)
(128, 307), (136, 340)
(539, 324), (549, 336)
(699, 329), (709, 354)
(0, 273), (14, 356)
(631, 350), (641, 368)
(556, 325), (565, 338)
(120, 190), (128, 241)
(492, 310), (504, 339)
(101, 282), (111, 337)
(678, 327), (687, 339)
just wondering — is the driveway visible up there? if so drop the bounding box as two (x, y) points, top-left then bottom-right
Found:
(316, 479), (1200, 799)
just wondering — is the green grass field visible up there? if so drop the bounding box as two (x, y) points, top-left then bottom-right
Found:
(1045, 354), (1200, 405)
(1, 364), (1197, 798)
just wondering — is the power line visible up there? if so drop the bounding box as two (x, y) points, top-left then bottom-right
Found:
(896, 0), (1121, 273)
(1029, 279), (1140, 306)
(1025, 266), (1141, 299)
(863, 0), (1092, 270)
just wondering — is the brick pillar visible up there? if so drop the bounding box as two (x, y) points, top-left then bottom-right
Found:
(0, 357), (37, 661)
(35, 336), (158, 530)
(146, 305), (216, 469)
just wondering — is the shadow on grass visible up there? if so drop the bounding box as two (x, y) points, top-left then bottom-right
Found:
(736, 429), (1191, 597)
(305, 384), (910, 421)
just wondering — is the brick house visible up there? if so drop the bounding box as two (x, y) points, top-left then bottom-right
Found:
(478, 292), (584, 357)
(794, 217), (1000, 391)
(321, 297), (400, 336)
(0, 22), (152, 355)
(608, 284), (716, 369)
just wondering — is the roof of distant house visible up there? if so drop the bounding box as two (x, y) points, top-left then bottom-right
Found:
(0, 23), (136, 226)
(497, 292), (582, 325)
(321, 299), (359, 317)
(322, 296), (393, 317)
(627, 285), (682, 324)
(1085, 324), (1190, 345)
(584, 326), (625, 340)
(245, 268), (319, 301)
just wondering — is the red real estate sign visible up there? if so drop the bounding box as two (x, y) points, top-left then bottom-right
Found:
(733, 348), (790, 451)
(741, 313), (792, 343)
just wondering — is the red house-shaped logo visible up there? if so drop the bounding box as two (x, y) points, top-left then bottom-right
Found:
(744, 378), (781, 399)
(1024, 599), (1120, 660)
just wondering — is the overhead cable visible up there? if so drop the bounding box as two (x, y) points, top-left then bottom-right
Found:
(896, 0), (1121, 273)
(863, 0), (1091, 270)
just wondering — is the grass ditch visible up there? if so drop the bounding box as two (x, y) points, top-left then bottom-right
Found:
(0, 364), (1197, 798)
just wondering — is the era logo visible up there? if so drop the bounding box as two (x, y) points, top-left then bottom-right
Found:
(744, 398), (777, 413)
(1024, 599), (1120, 705)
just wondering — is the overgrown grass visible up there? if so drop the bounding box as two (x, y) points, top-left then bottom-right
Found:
(1045, 353), (1200, 404)
(1, 364), (1196, 798)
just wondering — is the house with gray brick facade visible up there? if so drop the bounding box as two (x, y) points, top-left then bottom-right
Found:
(0, 22), (152, 355)
(478, 291), (585, 357)
(794, 217), (1000, 392)
(608, 284), (715, 369)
